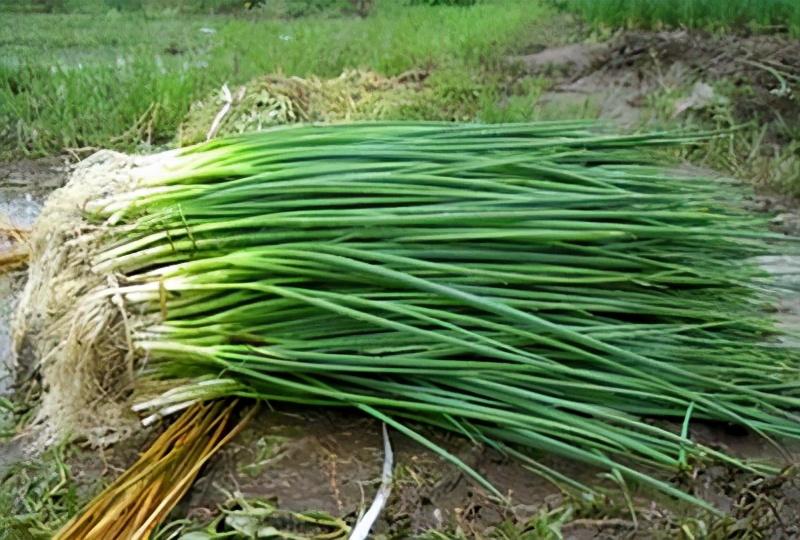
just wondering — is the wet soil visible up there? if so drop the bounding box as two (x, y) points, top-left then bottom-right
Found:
(179, 409), (589, 535)
(91, 409), (800, 538)
(0, 157), (67, 395)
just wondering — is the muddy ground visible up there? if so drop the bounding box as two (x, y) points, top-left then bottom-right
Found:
(515, 29), (800, 134)
(2, 28), (800, 539)
(0, 158), (65, 395)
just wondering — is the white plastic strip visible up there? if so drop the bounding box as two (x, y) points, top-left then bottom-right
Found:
(350, 423), (394, 540)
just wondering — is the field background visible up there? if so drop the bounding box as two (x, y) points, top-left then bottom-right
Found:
(1, 1), (800, 538)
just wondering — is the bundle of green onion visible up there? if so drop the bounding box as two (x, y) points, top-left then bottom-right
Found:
(85, 122), (799, 508)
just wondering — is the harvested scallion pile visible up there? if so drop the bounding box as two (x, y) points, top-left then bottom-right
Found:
(69, 122), (800, 509)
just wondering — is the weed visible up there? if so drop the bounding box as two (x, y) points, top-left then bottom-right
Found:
(153, 492), (350, 539)
(237, 434), (289, 478)
(0, 440), (82, 539)
(644, 81), (800, 197)
(0, 397), (17, 439)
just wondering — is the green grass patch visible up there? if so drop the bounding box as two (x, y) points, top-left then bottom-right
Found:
(0, 0), (552, 158)
(0, 441), (83, 539)
(555, 0), (800, 35)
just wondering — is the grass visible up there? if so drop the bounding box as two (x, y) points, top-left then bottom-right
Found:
(556, 0), (800, 35)
(0, 0), (551, 158)
(0, 440), (82, 539)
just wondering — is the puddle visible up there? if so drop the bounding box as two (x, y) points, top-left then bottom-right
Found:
(0, 158), (66, 395)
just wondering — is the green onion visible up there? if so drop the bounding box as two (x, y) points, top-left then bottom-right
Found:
(84, 122), (799, 509)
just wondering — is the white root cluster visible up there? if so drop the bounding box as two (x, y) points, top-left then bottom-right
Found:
(12, 151), (160, 446)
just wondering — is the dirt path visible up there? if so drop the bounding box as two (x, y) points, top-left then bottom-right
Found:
(514, 29), (800, 137)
